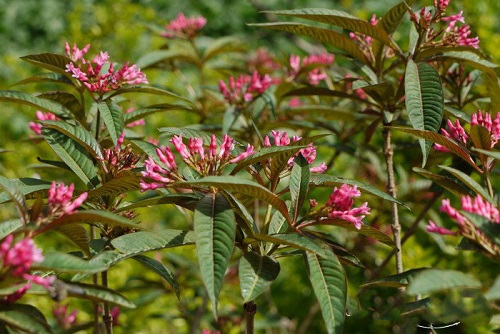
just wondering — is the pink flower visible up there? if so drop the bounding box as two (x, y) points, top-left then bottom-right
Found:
(29, 111), (59, 135)
(288, 53), (334, 85)
(461, 195), (500, 223)
(219, 71), (274, 106)
(325, 184), (370, 229)
(48, 182), (88, 216)
(442, 11), (465, 32)
(471, 110), (500, 147)
(111, 306), (120, 326)
(426, 220), (456, 235)
(53, 304), (78, 329)
(162, 13), (206, 39)
(230, 144), (255, 163)
(434, 119), (468, 152)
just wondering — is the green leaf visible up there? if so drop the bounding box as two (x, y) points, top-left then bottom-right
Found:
(108, 86), (190, 102)
(0, 304), (53, 334)
(426, 50), (498, 72)
(378, 0), (416, 35)
(290, 155), (310, 223)
(41, 120), (104, 161)
(469, 125), (492, 151)
(124, 104), (193, 124)
(56, 224), (90, 254)
(57, 280), (136, 308)
(0, 176), (27, 223)
(306, 249), (347, 334)
(14, 72), (74, 87)
(159, 127), (220, 144)
(37, 91), (83, 120)
(309, 174), (407, 208)
(239, 252), (280, 302)
(250, 233), (331, 258)
(460, 211), (500, 244)
(362, 268), (427, 288)
(0, 219), (23, 239)
(135, 49), (194, 69)
(202, 36), (246, 61)
(438, 165), (494, 204)
(413, 168), (469, 197)
(87, 171), (141, 198)
(483, 71), (500, 111)
(266, 8), (392, 45)
(0, 178), (52, 204)
(251, 23), (370, 66)
(484, 276), (500, 301)
(111, 229), (195, 254)
(177, 176), (291, 224)
(132, 254), (180, 300)
(405, 60), (444, 167)
(392, 127), (480, 172)
(231, 146), (304, 175)
(407, 269), (482, 295)
(34, 252), (107, 273)
(41, 127), (99, 188)
(471, 147), (500, 160)
(20, 53), (71, 74)
(97, 99), (124, 147)
(223, 192), (258, 236)
(284, 86), (376, 105)
(0, 90), (72, 116)
(194, 193), (236, 316)
(115, 193), (200, 212)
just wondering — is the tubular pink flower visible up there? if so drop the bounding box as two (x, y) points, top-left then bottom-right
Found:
(324, 184), (370, 229)
(29, 111), (59, 135)
(442, 11), (465, 32)
(162, 12), (207, 39)
(310, 163), (328, 173)
(440, 199), (465, 225)
(48, 182), (87, 216)
(156, 147), (177, 170)
(189, 138), (205, 160)
(170, 135), (191, 160)
(461, 195), (500, 223)
(218, 134), (234, 159)
(471, 110), (500, 146)
(434, 119), (468, 152)
(219, 71), (274, 105)
(426, 220), (456, 235)
(230, 144), (255, 163)
(289, 53), (334, 85)
(209, 134), (218, 158)
(65, 42), (90, 62)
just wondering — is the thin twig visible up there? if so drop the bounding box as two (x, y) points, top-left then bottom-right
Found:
(102, 271), (113, 334)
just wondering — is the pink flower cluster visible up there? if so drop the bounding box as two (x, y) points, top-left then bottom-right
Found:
(349, 14), (379, 46)
(141, 134), (255, 191)
(324, 184), (370, 229)
(162, 13), (206, 39)
(29, 111), (59, 135)
(289, 53), (334, 85)
(219, 71), (274, 106)
(441, 11), (480, 49)
(65, 42), (148, 95)
(0, 234), (55, 303)
(263, 130), (327, 173)
(47, 181), (88, 217)
(435, 110), (500, 152)
(53, 304), (78, 329)
(427, 194), (499, 235)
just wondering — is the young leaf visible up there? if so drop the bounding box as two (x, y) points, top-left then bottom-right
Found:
(20, 53), (71, 74)
(111, 229), (195, 254)
(0, 90), (71, 116)
(132, 254), (180, 300)
(239, 252), (280, 302)
(405, 60), (444, 167)
(41, 127), (99, 188)
(0, 304), (53, 334)
(306, 249), (347, 334)
(407, 269), (482, 295)
(438, 165), (494, 204)
(34, 252), (107, 273)
(251, 23), (370, 66)
(97, 99), (124, 147)
(290, 155), (310, 224)
(194, 193), (236, 316)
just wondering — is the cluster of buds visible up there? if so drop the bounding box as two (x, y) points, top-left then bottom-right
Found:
(45, 182), (87, 218)
(53, 304), (78, 330)
(435, 110), (500, 152)
(28, 111), (59, 135)
(102, 133), (141, 178)
(0, 234), (55, 303)
(140, 134), (255, 191)
(65, 42), (148, 96)
(219, 71), (274, 106)
(288, 53), (334, 85)
(161, 12), (207, 39)
(263, 130), (327, 173)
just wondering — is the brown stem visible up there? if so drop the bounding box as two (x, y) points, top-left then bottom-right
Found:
(244, 301), (257, 334)
(382, 128), (403, 274)
(102, 271), (113, 334)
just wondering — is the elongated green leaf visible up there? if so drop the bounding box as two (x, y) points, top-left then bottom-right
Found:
(0, 304), (53, 334)
(413, 168), (469, 197)
(407, 269), (482, 295)
(0, 219), (23, 239)
(159, 127), (220, 144)
(97, 100), (124, 146)
(285, 106), (362, 121)
(57, 280), (136, 308)
(405, 60), (444, 167)
(87, 171), (141, 198)
(378, 0), (416, 35)
(34, 252), (107, 273)
(250, 233), (331, 258)
(0, 176), (27, 223)
(223, 191), (258, 236)
(306, 249), (347, 334)
(362, 268), (427, 288)
(124, 104), (193, 124)
(0, 90), (71, 116)
(284, 86), (377, 106)
(132, 254), (180, 299)
(251, 23), (370, 66)
(21, 53), (71, 74)
(231, 146), (304, 175)
(266, 8), (392, 45)
(469, 125), (492, 151)
(309, 174), (407, 208)
(41, 121), (104, 160)
(0, 178), (52, 204)
(37, 91), (83, 119)
(392, 126), (480, 172)
(194, 193), (236, 316)
(41, 127), (99, 188)
(115, 193), (200, 212)
(484, 276), (500, 301)
(438, 165), (494, 204)
(111, 229), (195, 253)
(428, 51), (498, 72)
(268, 209), (288, 235)
(177, 176), (291, 224)
(135, 49), (195, 69)
(14, 72), (74, 87)
(108, 86), (189, 102)
(290, 155), (310, 223)
(56, 223), (90, 254)
(239, 252), (280, 302)
(471, 147), (500, 160)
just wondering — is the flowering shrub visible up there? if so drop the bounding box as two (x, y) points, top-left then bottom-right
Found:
(0, 2), (498, 334)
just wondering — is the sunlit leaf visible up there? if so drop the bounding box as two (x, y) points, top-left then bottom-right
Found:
(13, 72), (74, 87)
(132, 254), (180, 300)
(0, 90), (72, 116)
(230, 146), (304, 175)
(469, 125), (492, 151)
(239, 251), (280, 302)
(108, 85), (190, 102)
(87, 171), (141, 198)
(111, 229), (195, 254)
(250, 233), (331, 258)
(56, 224), (90, 254)
(34, 252), (107, 273)
(124, 103), (193, 124)
(378, 0), (416, 35)
(407, 269), (482, 295)
(115, 193), (200, 212)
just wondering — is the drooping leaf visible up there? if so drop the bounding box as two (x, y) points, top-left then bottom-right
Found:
(111, 229), (195, 254)
(0, 219), (23, 240)
(250, 233), (331, 258)
(378, 0), (416, 35)
(37, 91), (83, 119)
(132, 254), (180, 300)
(41, 127), (99, 188)
(56, 224), (90, 254)
(239, 251), (280, 302)
(405, 60), (444, 167)
(438, 165), (494, 204)
(392, 127), (480, 172)
(0, 304), (53, 334)
(483, 70), (500, 111)
(0, 178), (52, 204)
(20, 53), (71, 74)
(108, 86), (190, 102)
(306, 249), (347, 334)
(362, 268), (428, 288)
(97, 99), (124, 147)
(251, 22), (370, 66)
(34, 252), (107, 273)
(87, 171), (141, 198)
(309, 174), (407, 208)
(194, 193), (236, 316)
(115, 193), (200, 212)
(427, 50), (498, 72)
(223, 192), (258, 236)
(56, 280), (136, 308)
(407, 269), (482, 295)
(202, 36), (246, 61)
(289, 155), (310, 224)
(413, 168), (469, 197)
(177, 176), (291, 224)
(0, 90), (71, 116)
(0, 176), (27, 223)
(13, 72), (74, 87)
